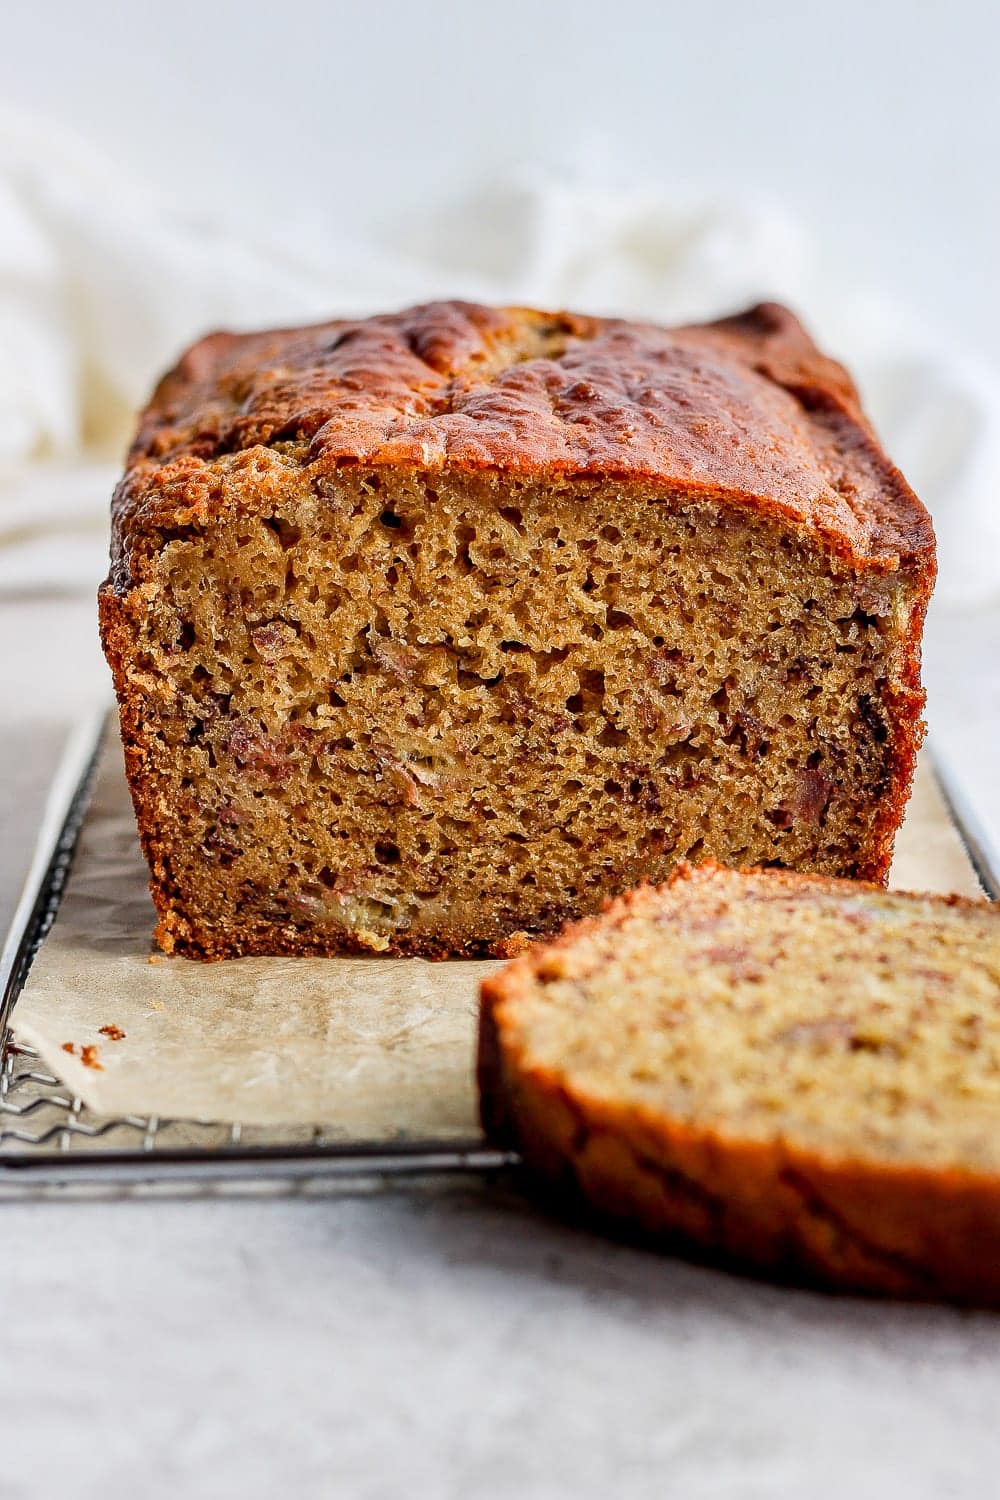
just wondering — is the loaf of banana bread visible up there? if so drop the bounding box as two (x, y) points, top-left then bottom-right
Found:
(99, 300), (935, 959)
(479, 863), (1000, 1304)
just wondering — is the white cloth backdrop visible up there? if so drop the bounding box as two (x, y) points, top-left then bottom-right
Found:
(2, 110), (996, 604)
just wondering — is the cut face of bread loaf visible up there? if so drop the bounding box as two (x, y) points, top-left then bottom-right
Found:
(479, 864), (1000, 1303)
(99, 300), (934, 959)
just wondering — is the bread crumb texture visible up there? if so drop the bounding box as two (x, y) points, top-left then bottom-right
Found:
(480, 865), (1000, 1302)
(99, 301), (934, 959)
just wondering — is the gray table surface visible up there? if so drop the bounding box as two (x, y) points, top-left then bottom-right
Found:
(2, 594), (999, 1500)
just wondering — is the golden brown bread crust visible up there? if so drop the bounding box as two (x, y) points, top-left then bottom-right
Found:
(478, 864), (1000, 1305)
(107, 299), (933, 595)
(100, 300), (935, 960)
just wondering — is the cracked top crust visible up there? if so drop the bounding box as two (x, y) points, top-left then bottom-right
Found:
(108, 299), (934, 591)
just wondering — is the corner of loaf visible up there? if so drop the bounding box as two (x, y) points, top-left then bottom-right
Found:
(99, 298), (935, 959)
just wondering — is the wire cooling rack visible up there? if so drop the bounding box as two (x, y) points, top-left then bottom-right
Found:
(0, 709), (514, 1197)
(1, 708), (996, 1199)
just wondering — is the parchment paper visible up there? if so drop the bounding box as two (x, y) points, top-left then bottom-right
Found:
(9, 728), (986, 1130)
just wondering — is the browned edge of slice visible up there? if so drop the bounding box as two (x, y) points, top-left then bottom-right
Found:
(478, 863), (1000, 1305)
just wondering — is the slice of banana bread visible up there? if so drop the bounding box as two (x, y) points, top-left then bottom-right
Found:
(479, 863), (1000, 1303)
(99, 300), (934, 960)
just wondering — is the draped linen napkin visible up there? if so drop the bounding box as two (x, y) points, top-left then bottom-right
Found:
(1, 110), (997, 604)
